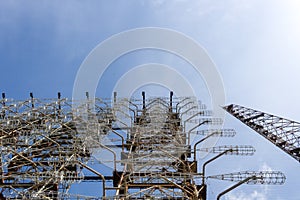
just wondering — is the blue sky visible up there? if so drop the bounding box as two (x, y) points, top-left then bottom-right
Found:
(1, 0), (300, 199)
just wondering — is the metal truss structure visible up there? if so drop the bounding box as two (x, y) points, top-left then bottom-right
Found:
(0, 93), (286, 199)
(108, 92), (209, 199)
(208, 171), (286, 200)
(224, 104), (300, 163)
(198, 145), (256, 155)
(208, 171), (286, 185)
(0, 93), (92, 199)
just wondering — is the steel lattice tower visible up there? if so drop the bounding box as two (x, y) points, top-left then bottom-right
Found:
(224, 104), (300, 163)
(0, 93), (286, 199)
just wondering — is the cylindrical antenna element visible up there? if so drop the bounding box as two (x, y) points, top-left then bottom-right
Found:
(114, 92), (117, 103)
(142, 91), (146, 110)
(30, 92), (34, 108)
(169, 91), (173, 112)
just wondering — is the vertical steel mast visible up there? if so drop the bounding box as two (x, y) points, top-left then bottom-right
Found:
(114, 92), (205, 199)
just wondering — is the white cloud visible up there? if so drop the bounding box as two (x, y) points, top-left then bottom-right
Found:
(223, 163), (273, 200)
(259, 162), (273, 171)
(225, 190), (267, 200)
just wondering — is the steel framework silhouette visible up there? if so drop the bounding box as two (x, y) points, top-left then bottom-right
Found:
(224, 104), (300, 163)
(0, 93), (286, 199)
